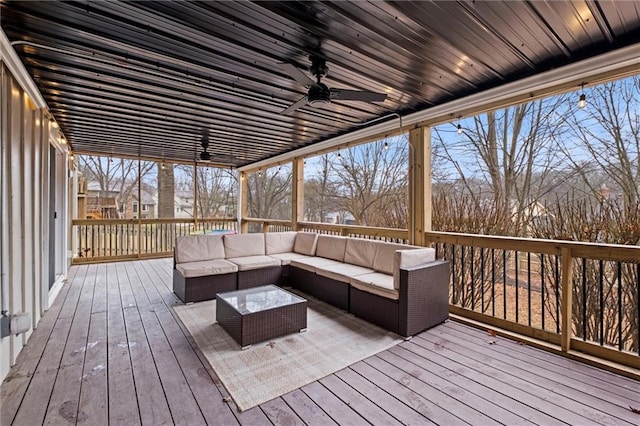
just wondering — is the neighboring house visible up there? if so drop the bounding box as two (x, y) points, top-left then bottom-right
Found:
(85, 180), (156, 219)
(324, 211), (355, 225)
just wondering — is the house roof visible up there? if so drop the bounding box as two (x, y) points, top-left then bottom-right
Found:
(2, 1), (640, 167)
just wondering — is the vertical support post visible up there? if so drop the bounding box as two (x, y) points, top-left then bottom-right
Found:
(560, 247), (573, 352)
(137, 158), (142, 258)
(239, 170), (248, 233)
(262, 222), (270, 233)
(193, 163), (198, 224)
(291, 158), (304, 231)
(408, 126), (432, 246)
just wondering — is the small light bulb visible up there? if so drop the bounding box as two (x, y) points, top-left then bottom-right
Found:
(161, 162), (166, 170)
(457, 124), (463, 135)
(69, 153), (74, 161)
(578, 93), (586, 109)
(337, 151), (342, 159)
(384, 141), (389, 150)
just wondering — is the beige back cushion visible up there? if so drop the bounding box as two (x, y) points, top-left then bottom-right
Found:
(392, 248), (436, 289)
(265, 231), (298, 254)
(175, 235), (225, 264)
(373, 242), (414, 275)
(293, 232), (319, 255)
(315, 235), (348, 262)
(344, 238), (379, 268)
(223, 233), (265, 258)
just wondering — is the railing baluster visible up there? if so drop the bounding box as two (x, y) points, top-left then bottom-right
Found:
(491, 248), (495, 317)
(582, 258), (587, 341)
(451, 244), (456, 305)
(503, 249), (507, 320)
(617, 262), (622, 351)
(541, 254), (545, 331)
(471, 246), (475, 311)
(527, 251), (531, 327)
(461, 245), (465, 307)
(637, 263), (639, 355)
(515, 251), (519, 324)
(599, 260), (604, 346)
(481, 247), (485, 313)
(555, 255), (560, 334)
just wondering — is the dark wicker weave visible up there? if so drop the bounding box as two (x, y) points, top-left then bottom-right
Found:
(399, 260), (450, 336)
(311, 275), (349, 311)
(237, 266), (282, 289)
(173, 269), (237, 303)
(350, 260), (450, 337)
(289, 266), (316, 296)
(216, 286), (307, 348)
(350, 287), (399, 332)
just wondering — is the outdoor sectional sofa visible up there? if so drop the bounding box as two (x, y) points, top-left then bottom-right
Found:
(173, 231), (449, 337)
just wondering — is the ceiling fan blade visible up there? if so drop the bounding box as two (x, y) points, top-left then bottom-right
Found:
(281, 95), (308, 114)
(330, 89), (387, 102)
(278, 62), (315, 86)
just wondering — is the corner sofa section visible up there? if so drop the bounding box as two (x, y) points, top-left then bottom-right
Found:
(173, 231), (449, 337)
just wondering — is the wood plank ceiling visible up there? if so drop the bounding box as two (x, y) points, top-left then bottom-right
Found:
(2, 1), (640, 168)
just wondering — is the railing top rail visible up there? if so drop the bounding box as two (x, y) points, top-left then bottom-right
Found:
(72, 217), (237, 226)
(243, 217), (292, 225)
(424, 231), (640, 262)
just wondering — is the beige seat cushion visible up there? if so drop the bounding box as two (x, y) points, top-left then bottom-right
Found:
(268, 252), (311, 266)
(226, 255), (281, 271)
(293, 232), (319, 255)
(373, 242), (415, 275)
(344, 238), (379, 269)
(350, 273), (399, 300)
(224, 233), (265, 257)
(316, 263), (374, 283)
(393, 248), (436, 289)
(290, 256), (343, 273)
(265, 232), (298, 254)
(175, 235), (225, 264)
(315, 235), (348, 262)
(176, 259), (238, 278)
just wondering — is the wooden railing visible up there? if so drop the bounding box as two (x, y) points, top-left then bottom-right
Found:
(424, 231), (640, 370)
(71, 218), (237, 263)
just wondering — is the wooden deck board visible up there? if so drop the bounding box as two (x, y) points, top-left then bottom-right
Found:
(2, 258), (638, 426)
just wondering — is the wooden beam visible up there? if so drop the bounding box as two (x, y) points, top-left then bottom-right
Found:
(408, 127), (432, 246)
(239, 171), (248, 233)
(291, 158), (304, 231)
(560, 247), (573, 352)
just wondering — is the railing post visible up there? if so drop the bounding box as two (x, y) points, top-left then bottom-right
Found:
(408, 126), (432, 246)
(560, 247), (573, 352)
(291, 158), (304, 231)
(239, 171), (248, 233)
(137, 159), (142, 258)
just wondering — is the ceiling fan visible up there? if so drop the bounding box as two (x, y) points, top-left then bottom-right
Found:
(198, 130), (237, 163)
(279, 55), (387, 114)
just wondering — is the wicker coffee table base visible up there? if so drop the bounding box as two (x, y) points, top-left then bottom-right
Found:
(216, 289), (307, 348)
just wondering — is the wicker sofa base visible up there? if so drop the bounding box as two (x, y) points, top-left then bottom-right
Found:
(173, 270), (237, 303)
(289, 266), (316, 296)
(312, 275), (350, 312)
(350, 287), (400, 333)
(237, 265), (282, 289)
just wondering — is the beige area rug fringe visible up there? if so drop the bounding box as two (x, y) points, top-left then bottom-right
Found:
(174, 293), (402, 411)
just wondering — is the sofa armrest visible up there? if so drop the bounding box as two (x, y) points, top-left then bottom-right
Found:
(398, 260), (450, 336)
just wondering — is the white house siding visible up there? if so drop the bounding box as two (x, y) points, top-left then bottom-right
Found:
(0, 62), (59, 381)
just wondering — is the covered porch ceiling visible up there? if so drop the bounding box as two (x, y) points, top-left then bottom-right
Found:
(2, 1), (640, 168)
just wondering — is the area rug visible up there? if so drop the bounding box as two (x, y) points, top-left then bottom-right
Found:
(173, 294), (402, 411)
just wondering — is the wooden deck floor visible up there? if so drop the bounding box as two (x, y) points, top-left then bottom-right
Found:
(1, 258), (639, 425)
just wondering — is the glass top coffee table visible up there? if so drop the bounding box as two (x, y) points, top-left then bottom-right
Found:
(216, 285), (307, 349)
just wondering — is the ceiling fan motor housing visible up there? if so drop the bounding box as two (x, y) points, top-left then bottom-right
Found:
(308, 82), (331, 105)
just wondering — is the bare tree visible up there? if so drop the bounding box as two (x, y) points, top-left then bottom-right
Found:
(331, 139), (408, 226)
(433, 96), (570, 236)
(564, 77), (640, 209)
(304, 155), (340, 222)
(247, 166), (292, 220)
(196, 167), (237, 218)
